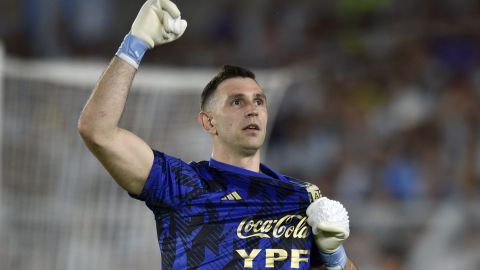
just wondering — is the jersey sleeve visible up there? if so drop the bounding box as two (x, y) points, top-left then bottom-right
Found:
(132, 149), (203, 209)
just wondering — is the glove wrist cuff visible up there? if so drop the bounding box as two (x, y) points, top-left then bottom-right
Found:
(319, 245), (347, 270)
(116, 33), (149, 69)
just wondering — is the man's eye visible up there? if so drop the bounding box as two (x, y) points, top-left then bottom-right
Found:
(256, 99), (264, 105)
(233, 99), (241, 105)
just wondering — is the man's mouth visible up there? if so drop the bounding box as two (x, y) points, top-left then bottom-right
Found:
(243, 124), (260, 131)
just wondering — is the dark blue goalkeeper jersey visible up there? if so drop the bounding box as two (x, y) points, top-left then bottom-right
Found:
(133, 150), (323, 269)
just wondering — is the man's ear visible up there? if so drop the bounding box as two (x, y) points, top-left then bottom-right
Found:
(198, 111), (217, 135)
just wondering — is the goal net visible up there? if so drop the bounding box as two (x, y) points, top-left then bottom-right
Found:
(0, 48), (290, 270)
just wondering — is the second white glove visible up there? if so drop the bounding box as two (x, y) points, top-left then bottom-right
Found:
(306, 197), (350, 269)
(306, 197), (350, 253)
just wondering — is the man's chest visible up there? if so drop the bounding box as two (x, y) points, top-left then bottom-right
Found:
(156, 173), (322, 269)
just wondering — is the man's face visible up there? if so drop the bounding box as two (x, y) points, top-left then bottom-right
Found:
(208, 77), (268, 155)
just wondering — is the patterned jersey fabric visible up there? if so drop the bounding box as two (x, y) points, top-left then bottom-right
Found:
(133, 150), (323, 269)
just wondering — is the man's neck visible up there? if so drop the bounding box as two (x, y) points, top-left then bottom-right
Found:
(211, 148), (261, 173)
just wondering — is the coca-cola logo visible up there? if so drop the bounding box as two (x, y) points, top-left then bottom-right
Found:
(236, 215), (310, 239)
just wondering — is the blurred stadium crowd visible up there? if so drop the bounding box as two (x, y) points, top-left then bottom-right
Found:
(1, 0), (480, 269)
(4, 0), (479, 197)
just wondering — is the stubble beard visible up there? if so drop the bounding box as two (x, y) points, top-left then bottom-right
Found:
(236, 132), (265, 157)
(217, 131), (265, 157)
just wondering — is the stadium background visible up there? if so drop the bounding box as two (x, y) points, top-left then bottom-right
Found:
(1, 0), (480, 269)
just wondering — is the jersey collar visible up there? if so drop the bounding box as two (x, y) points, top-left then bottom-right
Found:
(209, 158), (286, 181)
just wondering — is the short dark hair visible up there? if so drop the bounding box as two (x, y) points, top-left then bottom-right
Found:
(201, 65), (256, 110)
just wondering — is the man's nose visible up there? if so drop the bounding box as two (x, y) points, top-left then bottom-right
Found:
(246, 110), (259, 117)
(245, 102), (259, 117)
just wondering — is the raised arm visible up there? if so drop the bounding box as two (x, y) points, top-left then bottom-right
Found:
(77, 0), (187, 195)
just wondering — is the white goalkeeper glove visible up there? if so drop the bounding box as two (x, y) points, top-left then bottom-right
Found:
(306, 197), (350, 270)
(116, 0), (188, 69)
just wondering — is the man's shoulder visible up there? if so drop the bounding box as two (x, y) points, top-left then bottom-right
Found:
(151, 150), (210, 182)
(152, 150), (206, 170)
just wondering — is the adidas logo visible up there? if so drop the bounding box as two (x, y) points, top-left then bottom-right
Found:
(221, 191), (243, 201)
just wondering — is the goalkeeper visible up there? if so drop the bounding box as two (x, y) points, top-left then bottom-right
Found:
(78, 0), (358, 269)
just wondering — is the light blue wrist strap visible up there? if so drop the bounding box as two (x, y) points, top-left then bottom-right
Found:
(319, 245), (347, 270)
(115, 33), (149, 69)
